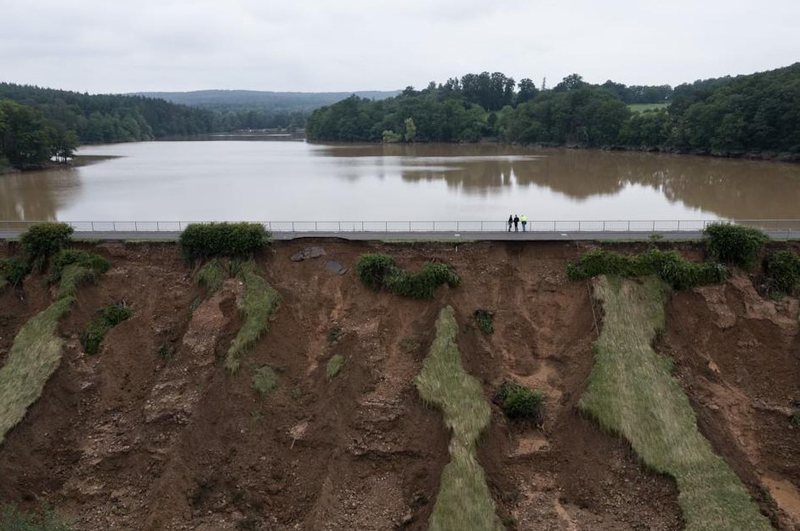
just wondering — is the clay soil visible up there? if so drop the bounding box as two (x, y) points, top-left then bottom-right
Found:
(0, 239), (797, 530)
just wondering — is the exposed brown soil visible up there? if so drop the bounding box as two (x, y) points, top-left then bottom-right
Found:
(0, 239), (797, 530)
(662, 272), (800, 530)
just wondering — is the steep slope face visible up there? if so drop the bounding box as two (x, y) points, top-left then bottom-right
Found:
(663, 274), (800, 529)
(0, 240), (796, 529)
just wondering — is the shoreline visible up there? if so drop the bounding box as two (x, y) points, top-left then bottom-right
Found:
(0, 154), (120, 175)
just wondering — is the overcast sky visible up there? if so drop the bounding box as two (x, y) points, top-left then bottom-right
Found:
(1, 0), (798, 94)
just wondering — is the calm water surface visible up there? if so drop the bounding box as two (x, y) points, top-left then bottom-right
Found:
(3, 141), (800, 222)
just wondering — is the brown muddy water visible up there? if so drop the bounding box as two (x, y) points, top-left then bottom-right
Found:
(2, 141), (800, 222)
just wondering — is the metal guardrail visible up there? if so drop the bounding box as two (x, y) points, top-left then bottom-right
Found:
(2, 219), (800, 234)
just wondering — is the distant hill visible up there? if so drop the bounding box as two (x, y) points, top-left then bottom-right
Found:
(135, 89), (401, 112)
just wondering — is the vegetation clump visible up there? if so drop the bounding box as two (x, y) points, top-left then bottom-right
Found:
(415, 306), (502, 530)
(252, 365), (278, 397)
(196, 258), (227, 294)
(326, 326), (343, 344)
(179, 222), (272, 261)
(326, 354), (345, 379)
(20, 222), (74, 271)
(81, 303), (133, 355)
(225, 261), (280, 373)
(50, 249), (110, 282)
(581, 276), (770, 530)
(703, 223), (768, 269)
(765, 250), (800, 297)
(356, 253), (460, 299)
(473, 309), (494, 335)
(0, 296), (73, 444)
(495, 381), (544, 423)
(567, 248), (727, 289)
(0, 256), (30, 289)
(0, 505), (70, 531)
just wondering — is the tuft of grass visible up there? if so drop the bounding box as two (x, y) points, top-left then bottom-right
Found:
(50, 249), (109, 283)
(495, 381), (544, 423)
(196, 258), (227, 294)
(81, 303), (133, 355)
(326, 354), (345, 379)
(415, 306), (502, 531)
(580, 276), (770, 530)
(0, 505), (70, 531)
(473, 309), (494, 335)
(252, 365), (278, 397)
(0, 296), (73, 445)
(225, 261), (280, 373)
(399, 336), (420, 353)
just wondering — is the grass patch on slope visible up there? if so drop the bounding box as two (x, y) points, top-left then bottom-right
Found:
(0, 296), (73, 445)
(415, 306), (502, 531)
(0, 505), (70, 530)
(252, 365), (278, 397)
(196, 258), (227, 294)
(81, 303), (133, 355)
(581, 276), (770, 530)
(225, 261), (280, 373)
(326, 354), (345, 379)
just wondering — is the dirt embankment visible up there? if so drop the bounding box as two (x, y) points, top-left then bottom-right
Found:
(0, 240), (797, 530)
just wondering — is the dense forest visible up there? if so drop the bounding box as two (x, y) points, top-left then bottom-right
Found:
(306, 64), (800, 159)
(0, 83), (217, 169)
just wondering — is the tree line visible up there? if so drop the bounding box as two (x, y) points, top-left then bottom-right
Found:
(306, 63), (800, 159)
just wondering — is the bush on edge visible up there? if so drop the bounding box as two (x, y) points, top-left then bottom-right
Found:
(766, 250), (800, 296)
(704, 223), (768, 269)
(81, 303), (133, 355)
(495, 381), (544, 423)
(566, 248), (727, 290)
(179, 223), (271, 261)
(20, 222), (74, 271)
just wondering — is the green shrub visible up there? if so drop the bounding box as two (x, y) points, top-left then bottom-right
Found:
(704, 223), (768, 269)
(567, 248), (727, 290)
(20, 222), (73, 271)
(0, 505), (70, 531)
(495, 382), (544, 422)
(252, 365), (278, 397)
(50, 249), (110, 282)
(326, 354), (345, 379)
(0, 256), (31, 288)
(356, 253), (460, 299)
(81, 303), (133, 355)
(179, 223), (271, 261)
(327, 326), (343, 344)
(355, 253), (396, 291)
(473, 309), (494, 335)
(766, 251), (800, 296)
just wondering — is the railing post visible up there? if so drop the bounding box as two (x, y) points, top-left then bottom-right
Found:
(156, 221), (160, 231)
(481, 221), (484, 232)
(91, 221), (95, 231)
(652, 220), (655, 232)
(433, 221), (436, 231)
(385, 221), (388, 232)
(113, 221), (116, 232)
(409, 221), (412, 232)
(553, 220), (556, 231)
(578, 220), (581, 232)
(457, 221), (460, 231)
(602, 220), (605, 231)
(627, 220), (630, 231)
(338, 221), (341, 232)
(315, 221), (318, 231)
(292, 221), (295, 232)
(361, 221), (364, 232)
(677, 220), (681, 231)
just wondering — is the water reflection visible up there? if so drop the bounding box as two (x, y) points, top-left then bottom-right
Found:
(1, 141), (799, 222)
(0, 167), (79, 221)
(317, 144), (800, 219)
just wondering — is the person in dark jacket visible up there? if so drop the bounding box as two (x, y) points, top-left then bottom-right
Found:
(513, 215), (520, 232)
(507, 214), (513, 232)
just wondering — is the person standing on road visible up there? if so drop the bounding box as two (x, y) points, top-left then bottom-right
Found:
(513, 214), (519, 232)
(520, 214), (528, 232)
(507, 214), (513, 232)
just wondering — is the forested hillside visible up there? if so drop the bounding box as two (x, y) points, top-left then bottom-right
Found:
(0, 83), (217, 169)
(307, 64), (800, 159)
